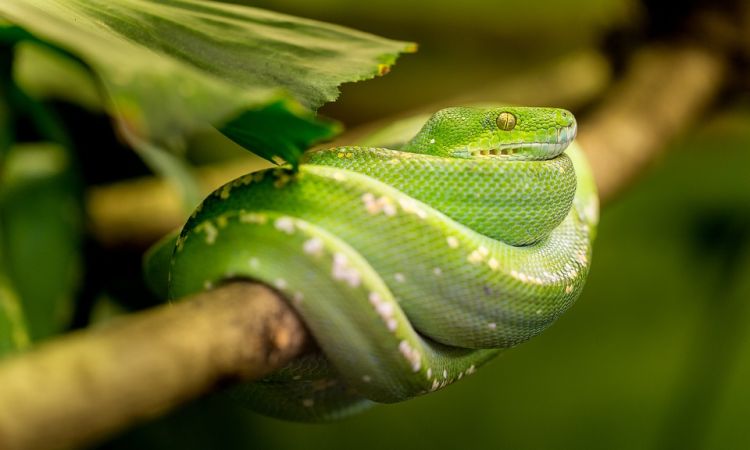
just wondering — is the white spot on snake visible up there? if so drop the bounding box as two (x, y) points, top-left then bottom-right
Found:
(536, 309), (543, 315)
(446, 236), (459, 248)
(274, 217), (295, 234)
(302, 398), (314, 407)
(443, 369), (448, 379)
(488, 322), (497, 330)
(398, 198), (427, 219)
(239, 212), (267, 224)
(362, 193), (396, 216)
(458, 372), (464, 380)
(196, 222), (218, 244)
(249, 257), (260, 268)
(252, 171), (265, 182)
(429, 138), (436, 144)
(398, 340), (421, 372)
(362, 375), (371, 383)
(565, 284), (574, 294)
(303, 237), (324, 256)
(577, 251), (588, 265)
(332, 253), (361, 287)
(467, 249), (484, 264)
(525, 274), (540, 284)
(274, 278), (287, 290)
(433, 267), (442, 276)
(332, 172), (346, 181)
(431, 379), (440, 391)
(369, 292), (398, 332)
(466, 365), (476, 375)
(175, 234), (186, 252)
(219, 184), (232, 199)
(394, 273), (405, 283)
(273, 171), (292, 188)
(190, 202), (203, 219)
(518, 272), (529, 283)
(376, 302), (394, 317)
(233, 173), (254, 187)
(487, 258), (499, 271)
(368, 291), (382, 304)
(293, 291), (304, 305)
(426, 368), (433, 379)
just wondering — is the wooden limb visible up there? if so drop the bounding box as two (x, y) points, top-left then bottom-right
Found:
(577, 44), (727, 204)
(0, 282), (309, 450)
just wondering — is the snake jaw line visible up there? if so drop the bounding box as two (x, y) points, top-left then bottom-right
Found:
(460, 121), (577, 159)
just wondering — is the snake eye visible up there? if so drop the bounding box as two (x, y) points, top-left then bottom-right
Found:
(496, 112), (516, 131)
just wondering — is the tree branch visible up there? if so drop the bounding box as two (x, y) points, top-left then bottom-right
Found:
(0, 282), (309, 450)
(577, 44), (726, 203)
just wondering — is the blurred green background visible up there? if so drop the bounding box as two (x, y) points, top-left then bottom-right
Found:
(99, 0), (750, 449)
(3, 0), (750, 448)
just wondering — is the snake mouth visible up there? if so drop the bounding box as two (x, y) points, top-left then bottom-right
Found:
(463, 122), (577, 159)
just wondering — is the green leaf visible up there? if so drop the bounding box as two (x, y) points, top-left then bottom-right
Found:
(221, 99), (341, 168)
(0, 0), (414, 169)
(0, 142), (82, 340)
(12, 41), (102, 113)
(0, 275), (30, 357)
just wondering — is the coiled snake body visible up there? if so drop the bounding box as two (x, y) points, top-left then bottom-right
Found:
(165, 106), (598, 421)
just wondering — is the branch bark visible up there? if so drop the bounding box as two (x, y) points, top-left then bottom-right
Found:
(0, 282), (309, 450)
(577, 44), (726, 204)
(0, 17), (739, 450)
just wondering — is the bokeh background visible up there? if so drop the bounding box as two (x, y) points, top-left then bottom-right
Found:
(4, 0), (750, 448)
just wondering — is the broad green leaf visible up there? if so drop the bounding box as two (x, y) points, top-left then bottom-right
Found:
(0, 142), (82, 340)
(0, 275), (30, 356)
(0, 0), (414, 169)
(13, 41), (102, 112)
(1, 38), (14, 159)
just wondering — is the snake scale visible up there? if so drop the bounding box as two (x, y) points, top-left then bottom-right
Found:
(160, 106), (598, 421)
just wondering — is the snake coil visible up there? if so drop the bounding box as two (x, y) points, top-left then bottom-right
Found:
(163, 106), (598, 421)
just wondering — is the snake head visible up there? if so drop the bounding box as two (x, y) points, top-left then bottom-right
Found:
(401, 106), (577, 160)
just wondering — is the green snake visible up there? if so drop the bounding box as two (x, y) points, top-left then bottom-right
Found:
(158, 105), (598, 421)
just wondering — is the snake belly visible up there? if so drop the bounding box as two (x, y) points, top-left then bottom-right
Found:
(167, 106), (599, 421)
